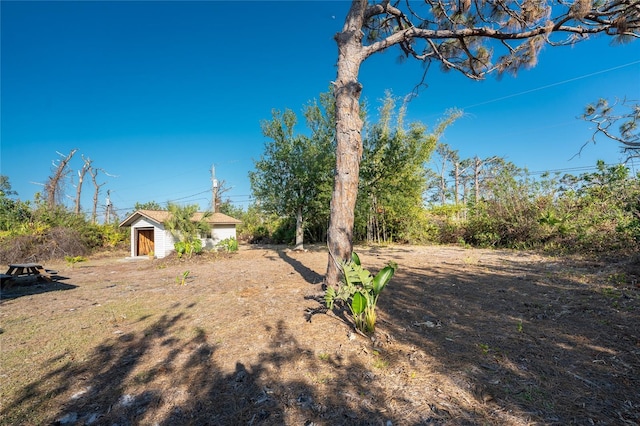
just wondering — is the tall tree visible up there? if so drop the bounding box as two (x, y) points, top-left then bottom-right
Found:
(456, 157), (474, 206)
(326, 0), (640, 286)
(212, 179), (232, 214)
(250, 104), (334, 250)
(302, 93), (339, 242)
(471, 155), (501, 204)
(356, 93), (458, 242)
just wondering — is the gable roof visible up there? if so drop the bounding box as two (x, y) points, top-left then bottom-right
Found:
(119, 209), (242, 228)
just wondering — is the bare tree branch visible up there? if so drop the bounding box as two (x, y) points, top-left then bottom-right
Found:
(45, 149), (77, 208)
(74, 156), (92, 215)
(580, 97), (640, 159)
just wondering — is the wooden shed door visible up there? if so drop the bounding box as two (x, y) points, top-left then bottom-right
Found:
(137, 229), (154, 256)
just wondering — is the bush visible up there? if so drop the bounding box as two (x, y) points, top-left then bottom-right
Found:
(0, 227), (88, 264)
(174, 239), (203, 258)
(271, 218), (295, 244)
(217, 237), (239, 252)
(249, 226), (271, 244)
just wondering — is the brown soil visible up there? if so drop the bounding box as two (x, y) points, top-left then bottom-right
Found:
(0, 245), (639, 425)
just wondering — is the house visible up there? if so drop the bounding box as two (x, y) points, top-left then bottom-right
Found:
(119, 209), (241, 258)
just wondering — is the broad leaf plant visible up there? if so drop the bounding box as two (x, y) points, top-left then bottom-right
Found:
(325, 252), (397, 334)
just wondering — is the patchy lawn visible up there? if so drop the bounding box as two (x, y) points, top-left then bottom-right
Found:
(0, 245), (638, 425)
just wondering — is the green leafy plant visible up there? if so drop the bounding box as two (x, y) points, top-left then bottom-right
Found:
(176, 270), (190, 286)
(175, 241), (186, 258)
(317, 352), (330, 362)
(325, 252), (397, 334)
(478, 343), (490, 355)
(174, 239), (203, 258)
(165, 203), (209, 258)
(607, 272), (627, 287)
(372, 350), (389, 369)
(217, 237), (238, 252)
(65, 255), (87, 267)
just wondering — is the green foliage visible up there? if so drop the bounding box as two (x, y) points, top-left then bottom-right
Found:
(79, 223), (126, 250)
(217, 237), (238, 252)
(553, 161), (639, 253)
(0, 176), (129, 263)
(134, 201), (164, 211)
(249, 94), (335, 246)
(247, 92), (638, 255)
(165, 203), (210, 257)
(423, 158), (640, 255)
(234, 205), (296, 244)
(176, 270), (190, 286)
(174, 239), (203, 258)
(325, 252), (397, 334)
(100, 224), (127, 248)
(355, 93), (459, 244)
(217, 200), (244, 220)
(65, 255), (87, 267)
(271, 217), (296, 244)
(400, 206), (441, 244)
(0, 196), (32, 233)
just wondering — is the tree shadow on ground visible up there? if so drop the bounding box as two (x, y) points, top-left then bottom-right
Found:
(0, 277), (75, 301)
(277, 249), (324, 285)
(3, 303), (445, 425)
(374, 250), (640, 424)
(298, 247), (639, 424)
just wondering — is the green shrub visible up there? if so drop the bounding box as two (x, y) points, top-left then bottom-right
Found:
(174, 239), (203, 258)
(217, 237), (239, 252)
(65, 255), (87, 267)
(325, 252), (397, 334)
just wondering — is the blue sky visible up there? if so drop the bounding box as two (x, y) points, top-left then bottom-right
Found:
(2, 1), (639, 220)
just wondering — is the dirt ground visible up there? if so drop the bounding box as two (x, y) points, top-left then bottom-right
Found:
(1, 244), (639, 425)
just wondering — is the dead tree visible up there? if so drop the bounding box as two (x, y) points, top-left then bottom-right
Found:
(89, 167), (106, 224)
(74, 156), (92, 215)
(45, 149), (77, 208)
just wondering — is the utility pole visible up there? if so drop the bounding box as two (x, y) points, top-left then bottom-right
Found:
(105, 190), (112, 224)
(211, 165), (219, 213)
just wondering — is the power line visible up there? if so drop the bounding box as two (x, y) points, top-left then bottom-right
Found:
(461, 60), (640, 110)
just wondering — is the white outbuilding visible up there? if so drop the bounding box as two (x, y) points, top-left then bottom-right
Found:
(119, 209), (241, 258)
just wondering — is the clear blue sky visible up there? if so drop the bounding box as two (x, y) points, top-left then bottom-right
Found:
(2, 1), (639, 220)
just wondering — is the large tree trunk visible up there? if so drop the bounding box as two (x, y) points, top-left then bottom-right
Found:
(294, 206), (304, 251)
(325, 0), (367, 287)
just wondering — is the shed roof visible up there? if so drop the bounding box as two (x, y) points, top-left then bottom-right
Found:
(119, 209), (242, 228)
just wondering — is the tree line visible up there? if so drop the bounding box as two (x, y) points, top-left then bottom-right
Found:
(246, 91), (640, 255)
(1, 94), (637, 264)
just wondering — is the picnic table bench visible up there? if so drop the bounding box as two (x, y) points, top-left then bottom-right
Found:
(1, 263), (57, 287)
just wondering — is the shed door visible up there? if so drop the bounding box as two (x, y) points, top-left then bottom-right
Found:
(137, 229), (154, 256)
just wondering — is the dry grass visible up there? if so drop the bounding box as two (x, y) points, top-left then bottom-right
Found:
(1, 245), (639, 425)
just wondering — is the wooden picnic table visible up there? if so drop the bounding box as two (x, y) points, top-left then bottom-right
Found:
(1, 263), (54, 286)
